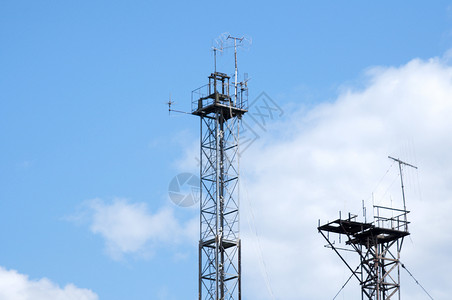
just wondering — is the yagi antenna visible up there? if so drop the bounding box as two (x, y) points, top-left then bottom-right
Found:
(388, 156), (417, 211)
(388, 155), (418, 230)
(166, 93), (189, 115)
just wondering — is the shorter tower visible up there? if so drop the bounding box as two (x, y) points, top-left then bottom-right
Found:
(318, 157), (416, 300)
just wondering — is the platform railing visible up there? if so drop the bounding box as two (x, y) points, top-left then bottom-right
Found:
(191, 82), (248, 113)
(373, 205), (410, 232)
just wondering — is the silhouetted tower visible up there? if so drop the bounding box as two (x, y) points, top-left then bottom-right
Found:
(318, 157), (417, 300)
(192, 42), (248, 299)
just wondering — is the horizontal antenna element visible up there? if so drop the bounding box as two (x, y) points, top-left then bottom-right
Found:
(388, 156), (418, 169)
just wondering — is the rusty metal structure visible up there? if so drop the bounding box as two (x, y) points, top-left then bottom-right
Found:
(192, 45), (248, 299)
(318, 157), (417, 300)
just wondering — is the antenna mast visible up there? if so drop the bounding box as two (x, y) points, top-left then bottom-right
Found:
(192, 38), (248, 300)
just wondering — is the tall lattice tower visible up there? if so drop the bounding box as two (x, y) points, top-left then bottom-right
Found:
(318, 157), (417, 300)
(191, 48), (248, 299)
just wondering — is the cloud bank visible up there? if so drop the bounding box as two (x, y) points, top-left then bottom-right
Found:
(77, 198), (197, 260)
(0, 266), (98, 300)
(240, 57), (452, 299)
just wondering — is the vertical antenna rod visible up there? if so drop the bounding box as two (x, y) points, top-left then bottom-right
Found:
(213, 47), (223, 74)
(227, 35), (244, 106)
(214, 48), (217, 73)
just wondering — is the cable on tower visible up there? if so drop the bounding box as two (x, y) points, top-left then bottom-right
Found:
(401, 263), (434, 300)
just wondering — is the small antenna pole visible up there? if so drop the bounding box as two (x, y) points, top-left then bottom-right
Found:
(227, 35), (244, 106)
(213, 47), (218, 74)
(212, 46), (225, 74)
(167, 93), (172, 115)
(166, 94), (190, 115)
(233, 37), (237, 105)
(362, 200), (366, 223)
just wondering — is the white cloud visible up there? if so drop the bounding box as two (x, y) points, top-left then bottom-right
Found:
(239, 57), (452, 299)
(0, 266), (98, 300)
(79, 198), (197, 260)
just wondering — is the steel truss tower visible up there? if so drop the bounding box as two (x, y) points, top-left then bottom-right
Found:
(192, 72), (248, 300)
(318, 157), (416, 300)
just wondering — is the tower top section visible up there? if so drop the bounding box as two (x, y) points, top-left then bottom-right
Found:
(191, 71), (248, 119)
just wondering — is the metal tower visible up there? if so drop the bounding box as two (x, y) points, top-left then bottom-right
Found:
(318, 157), (417, 300)
(192, 69), (248, 299)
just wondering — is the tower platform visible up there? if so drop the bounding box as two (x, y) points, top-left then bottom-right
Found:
(318, 218), (410, 246)
(191, 72), (248, 119)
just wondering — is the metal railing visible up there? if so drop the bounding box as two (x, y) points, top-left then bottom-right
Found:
(191, 81), (248, 113)
(373, 205), (410, 232)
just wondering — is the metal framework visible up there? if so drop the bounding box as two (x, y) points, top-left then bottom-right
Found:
(318, 157), (417, 300)
(192, 71), (248, 300)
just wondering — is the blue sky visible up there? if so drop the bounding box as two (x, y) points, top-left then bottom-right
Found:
(1, 1), (452, 299)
